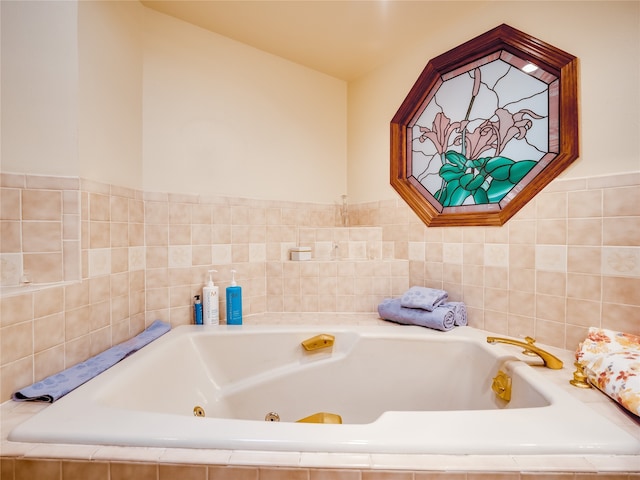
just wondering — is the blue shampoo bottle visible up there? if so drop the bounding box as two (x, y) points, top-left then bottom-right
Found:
(226, 269), (243, 325)
(193, 295), (203, 325)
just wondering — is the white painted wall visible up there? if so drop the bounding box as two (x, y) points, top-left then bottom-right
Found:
(1, 1), (78, 176)
(141, 8), (347, 203)
(77, 0), (144, 189)
(347, 1), (640, 202)
(2, 1), (637, 205)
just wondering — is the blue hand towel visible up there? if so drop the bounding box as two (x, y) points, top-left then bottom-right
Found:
(378, 298), (455, 331)
(400, 286), (448, 311)
(13, 320), (171, 403)
(444, 301), (468, 326)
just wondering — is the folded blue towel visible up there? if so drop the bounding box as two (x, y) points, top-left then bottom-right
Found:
(400, 286), (448, 311)
(13, 320), (171, 402)
(378, 298), (455, 331)
(444, 301), (468, 326)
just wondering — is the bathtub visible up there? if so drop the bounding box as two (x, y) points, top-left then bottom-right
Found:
(9, 324), (640, 455)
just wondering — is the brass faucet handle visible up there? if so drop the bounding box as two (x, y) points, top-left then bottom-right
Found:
(569, 361), (592, 389)
(522, 336), (539, 356)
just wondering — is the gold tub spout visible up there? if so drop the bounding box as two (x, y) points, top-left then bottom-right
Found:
(486, 336), (564, 369)
(301, 334), (335, 352)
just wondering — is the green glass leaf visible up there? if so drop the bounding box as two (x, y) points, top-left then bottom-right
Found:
(446, 184), (471, 207)
(445, 151), (467, 168)
(459, 173), (475, 189)
(466, 174), (486, 190)
(440, 163), (464, 181)
(490, 165), (511, 181)
(472, 157), (489, 169)
(509, 160), (537, 183)
(473, 188), (489, 204)
(486, 180), (511, 202)
(485, 156), (514, 173)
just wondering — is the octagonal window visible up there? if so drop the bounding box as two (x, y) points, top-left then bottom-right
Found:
(391, 25), (578, 226)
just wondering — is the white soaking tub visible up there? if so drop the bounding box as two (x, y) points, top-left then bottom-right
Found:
(9, 324), (640, 455)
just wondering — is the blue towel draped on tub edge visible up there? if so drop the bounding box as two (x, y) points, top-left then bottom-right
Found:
(13, 320), (171, 403)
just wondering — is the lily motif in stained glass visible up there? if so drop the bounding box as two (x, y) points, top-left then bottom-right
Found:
(391, 24), (579, 227)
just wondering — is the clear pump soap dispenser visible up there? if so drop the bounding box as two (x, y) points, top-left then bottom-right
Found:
(203, 269), (219, 325)
(226, 269), (242, 325)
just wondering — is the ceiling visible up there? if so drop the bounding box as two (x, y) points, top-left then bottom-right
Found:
(141, 0), (490, 81)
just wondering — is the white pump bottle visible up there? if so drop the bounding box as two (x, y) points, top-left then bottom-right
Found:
(202, 269), (219, 325)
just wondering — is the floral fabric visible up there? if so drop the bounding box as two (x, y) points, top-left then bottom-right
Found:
(576, 327), (640, 417)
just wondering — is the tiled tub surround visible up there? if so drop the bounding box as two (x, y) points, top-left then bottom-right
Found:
(1, 172), (639, 477)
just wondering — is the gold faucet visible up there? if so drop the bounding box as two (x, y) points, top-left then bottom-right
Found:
(486, 336), (564, 369)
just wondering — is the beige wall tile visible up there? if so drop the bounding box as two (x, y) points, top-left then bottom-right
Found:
(89, 301), (110, 331)
(22, 190), (62, 221)
(65, 334), (91, 367)
(170, 225), (191, 245)
(535, 294), (566, 323)
(1, 356), (33, 400)
(568, 218), (602, 246)
(603, 216), (640, 246)
(65, 306), (91, 340)
(509, 290), (535, 317)
(22, 222), (62, 253)
(509, 219), (536, 244)
(1, 293), (33, 327)
(568, 189), (602, 218)
(310, 469), (362, 480)
(567, 246), (601, 274)
(145, 201), (169, 224)
(23, 252), (63, 283)
(207, 466), (259, 480)
(89, 193), (110, 222)
(537, 191), (567, 219)
(34, 312), (65, 352)
(603, 185), (640, 216)
(63, 214), (80, 241)
(89, 222), (110, 249)
(510, 245), (535, 268)
(362, 470), (413, 480)
(567, 273), (601, 301)
(1, 221), (21, 253)
(535, 245), (566, 272)
(15, 459), (61, 480)
(146, 247), (168, 269)
(34, 344), (64, 382)
(484, 287), (507, 312)
(603, 276), (640, 306)
(0, 321), (33, 365)
(34, 287), (64, 318)
(146, 224), (169, 246)
(535, 318), (566, 348)
(1, 188), (21, 220)
(62, 460), (109, 480)
(566, 298), (601, 327)
(169, 203), (192, 225)
(110, 462), (156, 480)
(110, 196), (129, 223)
(129, 199), (145, 223)
(508, 314), (534, 337)
(602, 246), (640, 276)
(159, 464), (206, 480)
(536, 271), (566, 296)
(536, 219), (566, 245)
(110, 223), (128, 247)
(509, 268), (535, 293)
